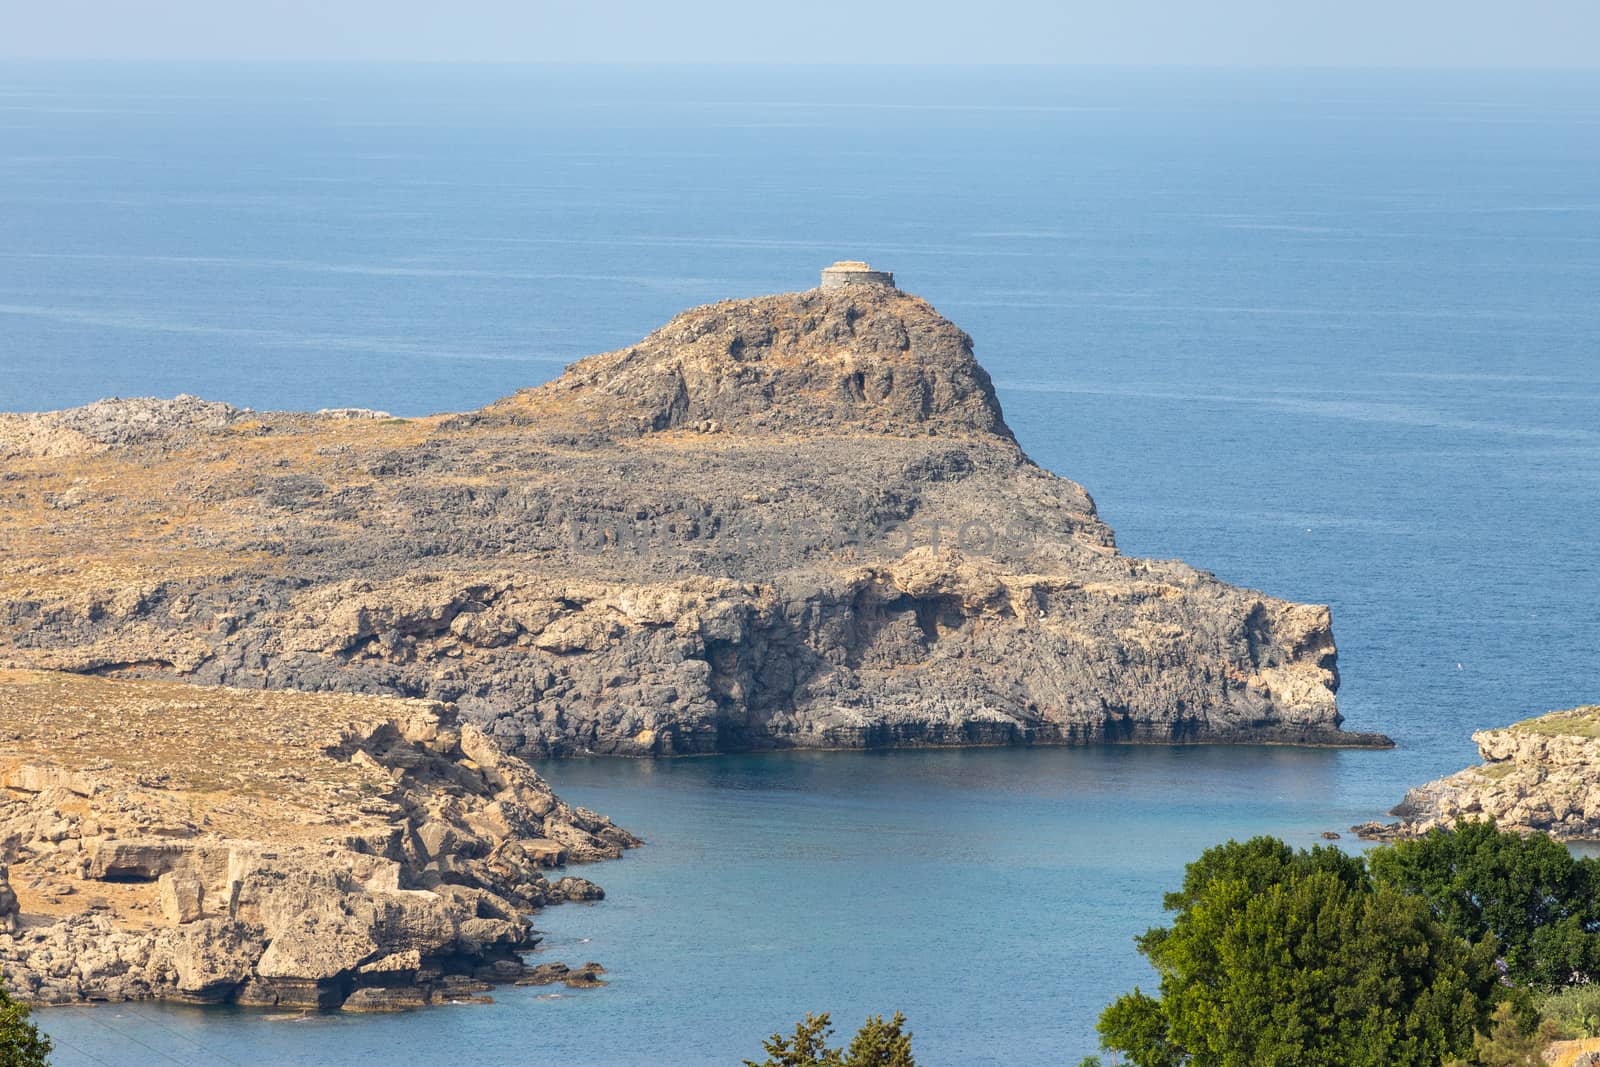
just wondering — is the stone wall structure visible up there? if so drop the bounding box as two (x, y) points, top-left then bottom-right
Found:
(820, 260), (895, 290)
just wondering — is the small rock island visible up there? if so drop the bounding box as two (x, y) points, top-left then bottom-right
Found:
(0, 265), (1389, 758)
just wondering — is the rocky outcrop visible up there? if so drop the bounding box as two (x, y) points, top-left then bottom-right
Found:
(0, 865), (17, 934)
(516, 960), (607, 988)
(1357, 706), (1600, 841)
(0, 279), (1388, 754)
(0, 670), (637, 1009)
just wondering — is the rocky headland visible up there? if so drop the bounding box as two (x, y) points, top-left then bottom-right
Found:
(0, 272), (1388, 756)
(1356, 706), (1600, 841)
(0, 669), (636, 1009)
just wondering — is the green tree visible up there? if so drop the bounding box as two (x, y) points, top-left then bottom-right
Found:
(747, 1012), (917, 1067)
(748, 1013), (844, 1067)
(1445, 1000), (1557, 1067)
(1, 974), (52, 1067)
(1160, 835), (1367, 912)
(1369, 818), (1600, 987)
(844, 1013), (915, 1067)
(1097, 990), (1181, 1067)
(1098, 837), (1513, 1067)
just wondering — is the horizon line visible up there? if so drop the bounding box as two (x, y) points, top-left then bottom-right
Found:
(3, 57), (1600, 72)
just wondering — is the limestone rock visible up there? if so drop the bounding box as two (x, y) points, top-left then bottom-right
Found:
(255, 909), (378, 981)
(1362, 706), (1600, 841)
(158, 920), (264, 1004)
(157, 870), (204, 924)
(552, 876), (604, 902)
(516, 961), (571, 986)
(0, 280), (1387, 756)
(513, 959), (608, 989)
(88, 839), (199, 881)
(563, 961), (607, 988)
(341, 985), (430, 1012)
(0, 671), (636, 1011)
(2, 763), (99, 797)
(0, 865), (17, 934)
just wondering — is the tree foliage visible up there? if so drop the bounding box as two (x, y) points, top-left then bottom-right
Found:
(1098, 837), (1516, 1067)
(746, 1011), (916, 1067)
(1445, 1000), (1558, 1067)
(1369, 818), (1600, 987)
(0, 974), (52, 1067)
(845, 1013), (916, 1067)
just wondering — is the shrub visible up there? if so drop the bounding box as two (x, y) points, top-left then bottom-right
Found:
(1536, 983), (1600, 1039)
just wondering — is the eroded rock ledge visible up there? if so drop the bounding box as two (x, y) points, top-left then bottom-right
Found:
(0, 670), (637, 1009)
(1356, 706), (1600, 842)
(0, 279), (1389, 753)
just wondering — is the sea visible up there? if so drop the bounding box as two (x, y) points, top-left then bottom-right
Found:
(3, 63), (1598, 1065)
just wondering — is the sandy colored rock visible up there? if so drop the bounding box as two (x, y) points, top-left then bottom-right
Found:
(553, 876), (604, 902)
(157, 870), (204, 924)
(0, 670), (637, 1009)
(1359, 706), (1600, 841)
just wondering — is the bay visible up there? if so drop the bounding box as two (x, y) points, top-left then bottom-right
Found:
(5, 62), (1598, 1065)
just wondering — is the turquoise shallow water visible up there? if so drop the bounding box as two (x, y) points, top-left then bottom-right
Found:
(5, 63), (1599, 1064)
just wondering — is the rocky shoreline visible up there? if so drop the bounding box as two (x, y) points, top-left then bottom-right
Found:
(0, 270), (1399, 1020)
(1355, 705), (1600, 842)
(0, 670), (637, 1010)
(0, 273), (1389, 755)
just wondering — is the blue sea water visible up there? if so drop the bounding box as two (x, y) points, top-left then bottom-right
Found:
(4, 63), (1599, 1065)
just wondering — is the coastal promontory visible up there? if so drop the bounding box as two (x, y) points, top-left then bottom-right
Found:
(0, 271), (1388, 755)
(1359, 706), (1600, 841)
(0, 669), (636, 1009)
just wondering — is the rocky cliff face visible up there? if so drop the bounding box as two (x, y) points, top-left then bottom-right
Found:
(0, 282), (1388, 755)
(1357, 707), (1600, 841)
(0, 670), (636, 1009)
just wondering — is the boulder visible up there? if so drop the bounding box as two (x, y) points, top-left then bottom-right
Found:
(357, 949), (420, 978)
(516, 961), (570, 986)
(234, 976), (348, 1010)
(553, 876), (604, 902)
(2, 762), (100, 797)
(255, 909), (378, 982)
(341, 985), (430, 1012)
(157, 920), (262, 1004)
(157, 870), (205, 924)
(564, 962), (607, 988)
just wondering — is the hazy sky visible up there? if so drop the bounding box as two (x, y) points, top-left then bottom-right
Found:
(2, 0), (1596, 66)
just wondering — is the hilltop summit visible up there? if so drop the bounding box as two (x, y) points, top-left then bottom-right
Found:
(480, 283), (1013, 442)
